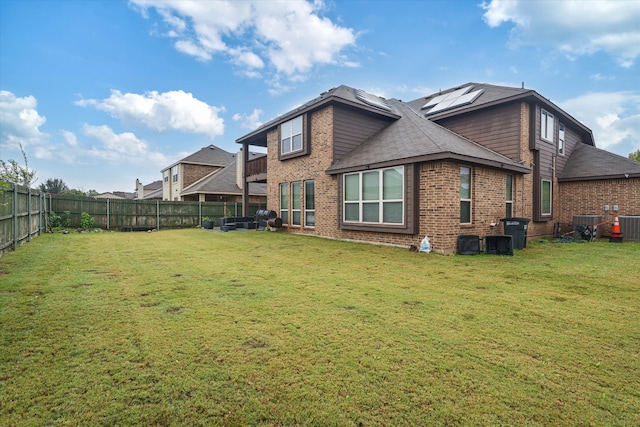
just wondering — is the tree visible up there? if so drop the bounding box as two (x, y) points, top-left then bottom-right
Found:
(1, 143), (37, 189)
(629, 149), (640, 162)
(39, 178), (69, 194)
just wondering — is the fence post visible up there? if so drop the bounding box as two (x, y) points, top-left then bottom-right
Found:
(27, 187), (32, 242)
(106, 198), (110, 230)
(156, 200), (160, 230)
(199, 201), (202, 225)
(13, 184), (18, 251)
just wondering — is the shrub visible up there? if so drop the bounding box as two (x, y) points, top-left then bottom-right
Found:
(81, 212), (94, 229)
(49, 212), (61, 229)
(61, 211), (71, 228)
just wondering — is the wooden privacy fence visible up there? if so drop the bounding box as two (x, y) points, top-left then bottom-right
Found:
(0, 183), (46, 256)
(47, 194), (263, 230)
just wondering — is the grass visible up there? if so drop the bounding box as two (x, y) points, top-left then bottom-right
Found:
(1, 229), (639, 426)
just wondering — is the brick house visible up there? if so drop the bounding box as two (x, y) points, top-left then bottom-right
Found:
(161, 144), (266, 203)
(237, 84), (640, 254)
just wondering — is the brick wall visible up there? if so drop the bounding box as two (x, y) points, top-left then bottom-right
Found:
(557, 178), (640, 234)
(183, 164), (220, 188)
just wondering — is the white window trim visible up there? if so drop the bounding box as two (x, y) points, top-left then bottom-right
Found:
(304, 180), (315, 228)
(280, 116), (303, 155)
(280, 183), (289, 226)
(541, 109), (555, 143)
(506, 174), (513, 218)
(343, 166), (405, 225)
(460, 166), (472, 224)
(558, 123), (565, 156)
(291, 181), (301, 227)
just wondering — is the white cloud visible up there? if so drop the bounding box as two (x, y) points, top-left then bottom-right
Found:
(130, 0), (357, 82)
(482, 0), (640, 67)
(559, 91), (640, 154)
(83, 124), (168, 164)
(61, 130), (78, 147)
(76, 89), (225, 139)
(0, 90), (48, 149)
(233, 109), (264, 130)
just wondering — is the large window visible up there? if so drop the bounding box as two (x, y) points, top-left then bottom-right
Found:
(558, 123), (565, 155)
(304, 180), (315, 227)
(281, 116), (303, 155)
(280, 183), (289, 225)
(172, 166), (179, 183)
(506, 174), (513, 218)
(542, 179), (552, 216)
(541, 109), (554, 142)
(163, 170), (169, 183)
(291, 181), (301, 226)
(460, 166), (472, 224)
(343, 167), (404, 224)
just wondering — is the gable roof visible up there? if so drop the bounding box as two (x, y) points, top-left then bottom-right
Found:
(236, 85), (400, 147)
(144, 180), (162, 190)
(326, 98), (531, 175)
(407, 83), (595, 146)
(181, 152), (267, 196)
(161, 144), (235, 172)
(559, 143), (640, 181)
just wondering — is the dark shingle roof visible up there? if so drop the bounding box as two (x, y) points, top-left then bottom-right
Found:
(162, 145), (235, 171)
(559, 143), (640, 181)
(326, 99), (530, 175)
(236, 86), (399, 147)
(144, 180), (163, 190)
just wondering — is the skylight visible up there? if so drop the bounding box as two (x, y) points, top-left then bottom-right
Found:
(354, 89), (393, 112)
(421, 86), (484, 115)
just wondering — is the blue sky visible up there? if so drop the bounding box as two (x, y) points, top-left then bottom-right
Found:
(1, 0), (639, 193)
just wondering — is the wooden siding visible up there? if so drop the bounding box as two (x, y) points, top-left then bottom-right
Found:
(436, 103), (522, 161)
(555, 124), (582, 177)
(332, 105), (394, 162)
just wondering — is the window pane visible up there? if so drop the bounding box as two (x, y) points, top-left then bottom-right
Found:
(460, 201), (471, 223)
(292, 116), (302, 135)
(280, 183), (289, 208)
(460, 167), (471, 199)
(506, 202), (513, 218)
(292, 211), (301, 225)
(281, 211), (288, 224)
(305, 211), (315, 227)
(282, 137), (291, 153)
(363, 202), (379, 222)
(292, 134), (302, 151)
(542, 180), (551, 214)
(506, 175), (513, 201)
(383, 168), (403, 199)
(383, 202), (402, 223)
(292, 182), (301, 209)
(345, 203), (359, 221)
(345, 174), (359, 201)
(362, 171), (379, 200)
(305, 181), (314, 209)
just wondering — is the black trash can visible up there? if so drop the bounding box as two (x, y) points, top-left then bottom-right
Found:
(500, 218), (530, 249)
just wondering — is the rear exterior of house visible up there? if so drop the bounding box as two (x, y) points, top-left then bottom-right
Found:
(238, 83), (640, 253)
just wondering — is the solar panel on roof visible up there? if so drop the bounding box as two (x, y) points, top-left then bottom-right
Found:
(423, 86), (483, 115)
(421, 86), (472, 109)
(354, 89), (393, 112)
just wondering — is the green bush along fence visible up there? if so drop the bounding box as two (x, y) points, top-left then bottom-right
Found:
(1, 183), (46, 256)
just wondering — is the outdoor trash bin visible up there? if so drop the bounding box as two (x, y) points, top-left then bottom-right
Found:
(500, 218), (530, 249)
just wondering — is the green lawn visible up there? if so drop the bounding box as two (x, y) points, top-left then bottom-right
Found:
(1, 229), (639, 426)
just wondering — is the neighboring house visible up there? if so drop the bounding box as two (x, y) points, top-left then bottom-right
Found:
(161, 144), (266, 203)
(95, 191), (136, 200)
(135, 179), (163, 200)
(237, 84), (640, 254)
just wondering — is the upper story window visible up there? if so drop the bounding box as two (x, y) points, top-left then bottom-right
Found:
(541, 109), (555, 142)
(558, 123), (565, 156)
(172, 166), (179, 183)
(163, 170), (169, 183)
(281, 116), (303, 155)
(343, 167), (404, 225)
